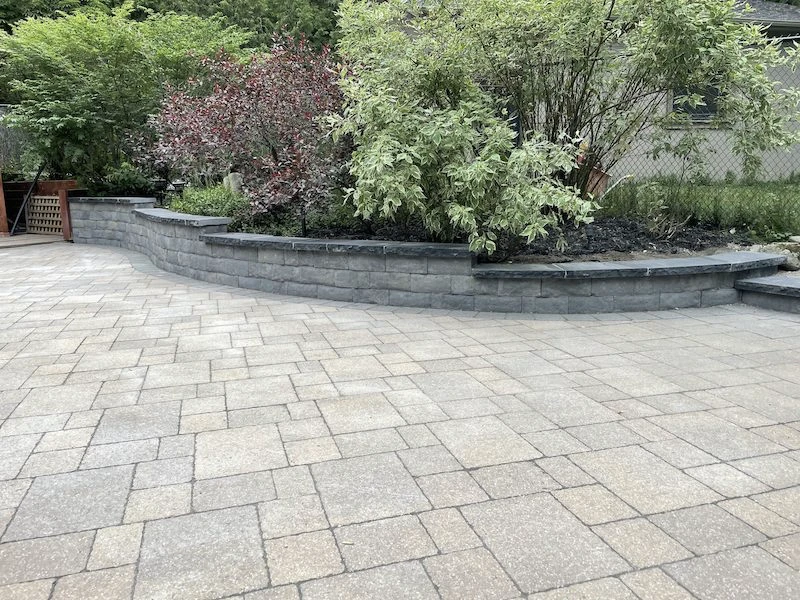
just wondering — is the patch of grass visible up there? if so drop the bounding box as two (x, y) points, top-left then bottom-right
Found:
(168, 185), (252, 231)
(601, 178), (800, 238)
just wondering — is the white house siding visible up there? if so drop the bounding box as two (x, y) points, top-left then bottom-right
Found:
(611, 46), (800, 183)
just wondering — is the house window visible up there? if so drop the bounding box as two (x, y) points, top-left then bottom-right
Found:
(672, 86), (719, 123)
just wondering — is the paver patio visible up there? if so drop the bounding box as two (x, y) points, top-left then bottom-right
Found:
(1, 243), (799, 599)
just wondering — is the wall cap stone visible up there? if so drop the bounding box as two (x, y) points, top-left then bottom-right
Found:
(70, 197), (155, 205)
(200, 232), (471, 257)
(473, 252), (786, 279)
(134, 208), (231, 228)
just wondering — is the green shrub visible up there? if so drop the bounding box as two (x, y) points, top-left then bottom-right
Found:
(170, 185), (252, 230)
(0, 5), (250, 189)
(95, 163), (154, 197)
(337, 0), (596, 254)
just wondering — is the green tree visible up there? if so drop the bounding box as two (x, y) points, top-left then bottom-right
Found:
(136, 1), (339, 47)
(1, 2), (339, 47)
(337, 0), (800, 252)
(0, 5), (249, 187)
(0, 1), (120, 32)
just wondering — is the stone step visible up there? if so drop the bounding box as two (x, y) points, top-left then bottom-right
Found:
(736, 274), (800, 313)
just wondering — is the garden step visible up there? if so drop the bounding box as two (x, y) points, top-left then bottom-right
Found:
(736, 274), (800, 314)
(736, 275), (800, 297)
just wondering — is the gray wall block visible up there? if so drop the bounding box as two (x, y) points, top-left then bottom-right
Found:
(388, 290), (432, 308)
(659, 291), (702, 309)
(386, 256), (427, 274)
(474, 295), (523, 313)
(542, 279), (591, 297)
(700, 288), (741, 307)
(354, 288), (389, 305)
(568, 296), (615, 314)
(613, 295), (661, 312)
(521, 296), (569, 314)
(431, 294), (476, 311)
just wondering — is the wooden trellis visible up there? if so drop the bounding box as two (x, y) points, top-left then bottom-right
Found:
(25, 195), (63, 235)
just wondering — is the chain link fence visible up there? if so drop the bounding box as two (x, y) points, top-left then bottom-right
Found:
(599, 67), (800, 237)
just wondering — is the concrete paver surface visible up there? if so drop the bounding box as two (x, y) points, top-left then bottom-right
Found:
(1, 244), (799, 599)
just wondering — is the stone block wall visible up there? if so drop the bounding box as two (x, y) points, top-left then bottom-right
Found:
(69, 198), (786, 313)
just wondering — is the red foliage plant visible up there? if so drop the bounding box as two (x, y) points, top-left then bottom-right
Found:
(147, 37), (342, 212)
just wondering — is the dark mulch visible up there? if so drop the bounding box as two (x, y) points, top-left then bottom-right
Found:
(251, 211), (751, 263)
(496, 217), (752, 263)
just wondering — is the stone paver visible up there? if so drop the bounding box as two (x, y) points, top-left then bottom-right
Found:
(312, 453), (430, 526)
(259, 494), (329, 539)
(474, 461), (559, 500)
(424, 548), (519, 600)
(621, 569), (694, 600)
(592, 518), (692, 568)
(300, 562), (439, 600)
(334, 515), (437, 570)
(51, 565), (135, 600)
(195, 425), (287, 479)
(193, 471), (276, 511)
(2, 244), (800, 598)
(651, 412), (785, 461)
(265, 530), (344, 585)
(572, 445), (722, 514)
(650, 505), (766, 555)
(429, 416), (540, 468)
(761, 532), (800, 569)
(3, 465), (132, 540)
(317, 394), (404, 434)
(134, 506), (268, 599)
(529, 577), (638, 599)
(418, 508), (482, 553)
(462, 494), (629, 593)
(93, 402), (180, 444)
(0, 531), (94, 585)
(665, 546), (800, 599)
(553, 484), (637, 525)
(87, 523), (143, 570)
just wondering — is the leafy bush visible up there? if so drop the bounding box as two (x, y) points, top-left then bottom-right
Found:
(145, 38), (342, 214)
(96, 163), (154, 197)
(338, 0), (800, 243)
(169, 185), (252, 230)
(337, 0), (597, 253)
(0, 5), (250, 189)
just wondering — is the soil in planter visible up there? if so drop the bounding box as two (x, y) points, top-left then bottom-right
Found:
(247, 208), (752, 263)
(495, 217), (753, 264)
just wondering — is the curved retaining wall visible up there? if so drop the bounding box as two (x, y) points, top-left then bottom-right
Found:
(68, 197), (786, 313)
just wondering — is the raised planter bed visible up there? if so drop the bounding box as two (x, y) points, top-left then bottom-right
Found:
(69, 197), (787, 314)
(736, 274), (800, 314)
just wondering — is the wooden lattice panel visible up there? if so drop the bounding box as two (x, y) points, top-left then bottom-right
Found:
(25, 195), (62, 235)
